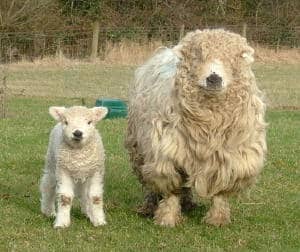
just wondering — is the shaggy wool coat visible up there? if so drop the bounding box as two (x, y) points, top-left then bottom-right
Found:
(126, 29), (267, 208)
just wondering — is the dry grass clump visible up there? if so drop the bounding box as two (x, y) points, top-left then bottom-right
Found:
(4, 40), (299, 68)
(103, 40), (163, 65)
(255, 46), (300, 64)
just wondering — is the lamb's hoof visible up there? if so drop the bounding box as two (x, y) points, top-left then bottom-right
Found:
(154, 209), (182, 227)
(91, 217), (107, 227)
(53, 219), (71, 229)
(203, 212), (231, 227)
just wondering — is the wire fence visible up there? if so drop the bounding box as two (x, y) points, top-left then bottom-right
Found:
(0, 24), (299, 63)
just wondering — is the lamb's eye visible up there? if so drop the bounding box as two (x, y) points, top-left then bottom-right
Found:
(64, 121), (68, 125)
(88, 120), (92, 125)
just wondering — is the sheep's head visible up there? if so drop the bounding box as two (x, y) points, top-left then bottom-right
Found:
(173, 29), (254, 95)
(49, 106), (108, 148)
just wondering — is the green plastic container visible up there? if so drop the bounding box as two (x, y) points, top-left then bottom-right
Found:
(95, 98), (127, 119)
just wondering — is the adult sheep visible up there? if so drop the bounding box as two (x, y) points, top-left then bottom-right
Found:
(125, 29), (267, 227)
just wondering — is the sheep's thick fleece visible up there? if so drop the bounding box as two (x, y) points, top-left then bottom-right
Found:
(126, 29), (267, 227)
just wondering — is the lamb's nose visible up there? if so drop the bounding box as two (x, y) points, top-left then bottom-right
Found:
(206, 73), (222, 88)
(73, 130), (83, 138)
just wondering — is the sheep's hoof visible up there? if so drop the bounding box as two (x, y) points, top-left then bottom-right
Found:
(203, 211), (231, 227)
(154, 208), (182, 227)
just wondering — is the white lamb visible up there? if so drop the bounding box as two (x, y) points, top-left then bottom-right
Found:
(40, 106), (108, 228)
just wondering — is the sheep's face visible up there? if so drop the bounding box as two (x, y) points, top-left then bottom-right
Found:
(174, 29), (254, 95)
(196, 59), (229, 91)
(49, 106), (108, 148)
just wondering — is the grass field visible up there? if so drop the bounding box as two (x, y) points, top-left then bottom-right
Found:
(0, 62), (299, 251)
(3, 62), (300, 108)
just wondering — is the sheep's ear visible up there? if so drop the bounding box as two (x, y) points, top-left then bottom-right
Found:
(49, 106), (66, 121)
(242, 47), (255, 64)
(172, 44), (183, 59)
(91, 107), (108, 122)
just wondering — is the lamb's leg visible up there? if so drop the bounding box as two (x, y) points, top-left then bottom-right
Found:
(54, 171), (74, 228)
(203, 194), (231, 227)
(85, 171), (106, 226)
(40, 170), (56, 217)
(79, 183), (88, 216)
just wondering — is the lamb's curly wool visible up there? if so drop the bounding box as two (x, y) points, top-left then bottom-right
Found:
(40, 106), (108, 228)
(125, 29), (267, 227)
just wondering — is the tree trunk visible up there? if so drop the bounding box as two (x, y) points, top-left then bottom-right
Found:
(0, 72), (8, 118)
(90, 20), (100, 61)
(179, 24), (185, 40)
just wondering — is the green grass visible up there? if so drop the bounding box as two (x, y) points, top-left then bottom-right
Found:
(254, 64), (300, 108)
(0, 63), (300, 251)
(0, 97), (299, 251)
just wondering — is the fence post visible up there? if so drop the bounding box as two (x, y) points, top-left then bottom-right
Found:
(0, 70), (8, 118)
(242, 23), (247, 38)
(275, 38), (280, 53)
(179, 24), (185, 40)
(34, 33), (45, 59)
(91, 20), (100, 61)
(56, 37), (64, 59)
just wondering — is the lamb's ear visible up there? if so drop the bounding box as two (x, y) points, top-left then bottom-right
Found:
(49, 106), (66, 121)
(242, 46), (255, 64)
(91, 107), (108, 122)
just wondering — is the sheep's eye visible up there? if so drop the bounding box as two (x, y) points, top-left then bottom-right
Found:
(88, 120), (92, 125)
(64, 121), (68, 125)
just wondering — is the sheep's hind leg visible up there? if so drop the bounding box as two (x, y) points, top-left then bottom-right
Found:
(138, 187), (196, 217)
(180, 187), (197, 212)
(40, 171), (56, 217)
(137, 191), (161, 217)
(203, 194), (231, 227)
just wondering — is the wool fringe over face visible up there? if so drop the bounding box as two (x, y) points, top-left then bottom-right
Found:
(125, 29), (267, 227)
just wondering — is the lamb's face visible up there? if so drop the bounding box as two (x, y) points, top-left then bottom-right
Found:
(49, 106), (108, 148)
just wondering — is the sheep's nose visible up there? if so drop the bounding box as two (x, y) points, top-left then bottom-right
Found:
(206, 73), (222, 88)
(73, 130), (83, 138)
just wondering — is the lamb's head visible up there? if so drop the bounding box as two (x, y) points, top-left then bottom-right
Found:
(49, 106), (108, 147)
(173, 29), (254, 95)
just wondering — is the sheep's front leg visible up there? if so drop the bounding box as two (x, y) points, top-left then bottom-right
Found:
(84, 171), (106, 226)
(154, 194), (182, 227)
(147, 159), (183, 227)
(203, 194), (231, 227)
(54, 171), (74, 228)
